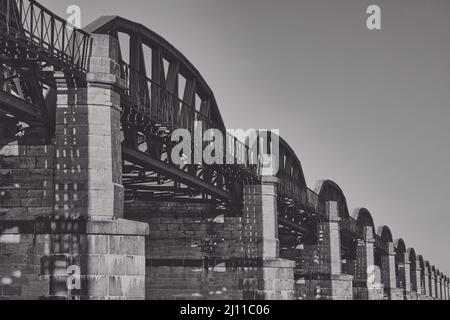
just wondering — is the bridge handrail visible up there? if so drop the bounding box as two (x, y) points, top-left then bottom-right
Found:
(0, 0), (91, 73)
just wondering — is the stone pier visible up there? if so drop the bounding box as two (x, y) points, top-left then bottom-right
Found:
(0, 34), (148, 299)
(364, 227), (384, 300)
(381, 243), (403, 300)
(242, 176), (295, 300)
(314, 201), (353, 300)
(431, 271), (437, 299)
(415, 266), (422, 300)
(424, 266), (431, 299)
(403, 254), (412, 299)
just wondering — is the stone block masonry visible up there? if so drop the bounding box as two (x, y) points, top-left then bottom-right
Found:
(289, 202), (353, 300)
(124, 176), (296, 300)
(127, 201), (247, 299)
(126, 199), (295, 300)
(242, 177), (295, 300)
(0, 219), (147, 299)
(0, 143), (55, 219)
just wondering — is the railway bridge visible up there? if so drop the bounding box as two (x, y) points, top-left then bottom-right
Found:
(0, 0), (448, 300)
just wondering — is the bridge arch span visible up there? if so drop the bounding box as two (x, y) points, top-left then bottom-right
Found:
(277, 136), (307, 192)
(314, 180), (350, 218)
(275, 134), (312, 212)
(425, 260), (431, 273)
(407, 247), (416, 260)
(436, 269), (442, 299)
(394, 238), (407, 294)
(84, 15), (226, 129)
(394, 238), (406, 253)
(417, 255), (426, 295)
(377, 225), (394, 243)
(431, 265), (438, 298)
(417, 254), (425, 271)
(352, 207), (375, 233)
(83, 14), (261, 204)
(425, 260), (433, 297)
(407, 247), (419, 294)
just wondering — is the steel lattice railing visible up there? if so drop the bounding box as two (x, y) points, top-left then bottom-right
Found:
(0, 0), (91, 74)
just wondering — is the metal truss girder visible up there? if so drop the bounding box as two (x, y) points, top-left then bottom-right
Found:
(124, 185), (195, 193)
(278, 216), (310, 235)
(0, 89), (40, 120)
(84, 15), (226, 129)
(122, 145), (233, 202)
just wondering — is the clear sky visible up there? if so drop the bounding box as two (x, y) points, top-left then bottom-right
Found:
(42, 0), (450, 274)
